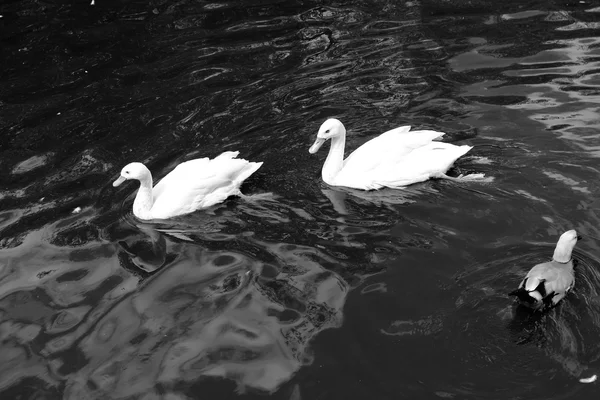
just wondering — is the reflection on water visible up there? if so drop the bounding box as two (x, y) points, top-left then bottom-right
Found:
(62, 244), (346, 397)
(1, 0), (600, 399)
(321, 185), (434, 215)
(0, 204), (350, 397)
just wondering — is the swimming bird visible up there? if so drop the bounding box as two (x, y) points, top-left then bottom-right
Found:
(509, 230), (581, 311)
(113, 151), (263, 220)
(308, 118), (484, 190)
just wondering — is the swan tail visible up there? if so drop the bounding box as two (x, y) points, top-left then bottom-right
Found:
(457, 144), (473, 156)
(233, 161), (263, 186)
(428, 144), (474, 173)
(215, 151), (240, 160)
(438, 145), (490, 182)
(443, 173), (489, 182)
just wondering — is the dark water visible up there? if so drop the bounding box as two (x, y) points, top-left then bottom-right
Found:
(2, 0), (600, 398)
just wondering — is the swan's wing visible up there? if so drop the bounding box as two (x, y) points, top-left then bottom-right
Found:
(214, 151), (240, 160)
(152, 158), (210, 199)
(339, 142), (471, 189)
(342, 127), (445, 174)
(150, 156), (262, 217)
(205, 156), (261, 182)
(389, 143), (470, 175)
(154, 151), (242, 196)
(151, 173), (228, 218)
(188, 157), (261, 208)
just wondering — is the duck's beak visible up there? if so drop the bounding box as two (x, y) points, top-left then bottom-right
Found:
(113, 176), (127, 187)
(309, 137), (325, 154)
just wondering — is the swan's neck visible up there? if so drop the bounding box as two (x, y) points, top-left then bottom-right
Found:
(132, 176), (154, 220)
(322, 134), (346, 184)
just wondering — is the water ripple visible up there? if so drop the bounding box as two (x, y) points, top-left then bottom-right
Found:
(1, 0), (600, 398)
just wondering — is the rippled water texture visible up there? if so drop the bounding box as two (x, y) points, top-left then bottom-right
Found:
(2, 0), (600, 399)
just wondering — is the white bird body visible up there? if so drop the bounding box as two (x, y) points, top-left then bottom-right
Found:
(113, 151), (262, 220)
(510, 230), (580, 310)
(308, 119), (481, 190)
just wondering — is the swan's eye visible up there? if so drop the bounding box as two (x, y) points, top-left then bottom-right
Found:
(125, 171), (130, 175)
(325, 129), (330, 134)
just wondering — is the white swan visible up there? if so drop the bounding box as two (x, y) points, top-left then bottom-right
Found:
(308, 118), (483, 190)
(113, 151), (262, 220)
(509, 230), (580, 310)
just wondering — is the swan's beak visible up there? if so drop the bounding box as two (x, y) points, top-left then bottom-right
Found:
(113, 176), (127, 187)
(577, 234), (583, 240)
(309, 137), (325, 154)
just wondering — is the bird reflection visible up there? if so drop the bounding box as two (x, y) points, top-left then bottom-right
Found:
(115, 222), (167, 273)
(105, 211), (233, 273)
(320, 185), (429, 215)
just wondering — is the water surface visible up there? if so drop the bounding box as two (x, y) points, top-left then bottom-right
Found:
(1, 0), (600, 399)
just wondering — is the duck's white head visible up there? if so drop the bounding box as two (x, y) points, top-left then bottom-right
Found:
(113, 162), (151, 187)
(552, 229), (581, 263)
(309, 118), (346, 154)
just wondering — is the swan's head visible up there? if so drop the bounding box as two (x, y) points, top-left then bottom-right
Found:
(552, 229), (581, 263)
(113, 162), (151, 187)
(309, 118), (346, 154)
